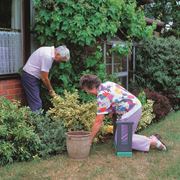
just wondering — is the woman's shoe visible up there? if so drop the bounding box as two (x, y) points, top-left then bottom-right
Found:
(153, 133), (162, 140)
(150, 135), (167, 151)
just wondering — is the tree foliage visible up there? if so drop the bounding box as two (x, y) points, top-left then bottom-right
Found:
(142, 0), (180, 37)
(33, 0), (154, 45)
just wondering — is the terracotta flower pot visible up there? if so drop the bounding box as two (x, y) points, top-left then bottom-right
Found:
(66, 131), (91, 160)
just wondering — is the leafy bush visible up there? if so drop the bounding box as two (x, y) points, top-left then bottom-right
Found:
(136, 88), (172, 130)
(48, 91), (97, 131)
(33, 0), (154, 46)
(0, 97), (41, 165)
(137, 99), (155, 131)
(30, 114), (66, 157)
(0, 97), (67, 165)
(135, 36), (180, 110)
(34, 0), (122, 46)
(144, 89), (172, 120)
(142, 0), (180, 38)
(131, 88), (172, 120)
(133, 91), (155, 131)
(137, 90), (147, 106)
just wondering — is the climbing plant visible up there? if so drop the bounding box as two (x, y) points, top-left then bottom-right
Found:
(33, 0), (155, 107)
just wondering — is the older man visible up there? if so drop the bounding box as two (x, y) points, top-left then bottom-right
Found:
(21, 45), (70, 111)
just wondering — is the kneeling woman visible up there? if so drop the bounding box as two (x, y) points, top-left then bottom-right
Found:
(79, 74), (167, 152)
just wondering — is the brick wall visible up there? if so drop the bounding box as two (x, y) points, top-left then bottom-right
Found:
(0, 78), (25, 103)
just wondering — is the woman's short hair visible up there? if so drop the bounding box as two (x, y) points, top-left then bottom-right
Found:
(80, 74), (101, 90)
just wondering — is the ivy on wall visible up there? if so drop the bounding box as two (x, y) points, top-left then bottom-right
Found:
(33, 0), (155, 108)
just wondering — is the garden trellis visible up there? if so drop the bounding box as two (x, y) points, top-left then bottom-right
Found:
(103, 39), (137, 89)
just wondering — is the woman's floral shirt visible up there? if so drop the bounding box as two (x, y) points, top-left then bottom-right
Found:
(97, 81), (141, 117)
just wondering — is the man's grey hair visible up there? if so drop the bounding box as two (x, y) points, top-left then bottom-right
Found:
(56, 45), (70, 61)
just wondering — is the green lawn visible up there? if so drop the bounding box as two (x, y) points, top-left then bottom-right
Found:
(0, 111), (180, 180)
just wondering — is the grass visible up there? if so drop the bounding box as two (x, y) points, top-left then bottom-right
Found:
(0, 111), (180, 180)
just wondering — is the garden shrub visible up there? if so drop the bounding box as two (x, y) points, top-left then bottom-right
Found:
(0, 97), (67, 165)
(142, 0), (180, 38)
(0, 97), (41, 165)
(47, 91), (97, 131)
(29, 114), (66, 157)
(135, 36), (180, 110)
(133, 91), (155, 131)
(144, 89), (172, 120)
(137, 99), (155, 131)
(131, 87), (172, 120)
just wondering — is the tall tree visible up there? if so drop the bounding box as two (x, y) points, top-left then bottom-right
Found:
(142, 0), (180, 37)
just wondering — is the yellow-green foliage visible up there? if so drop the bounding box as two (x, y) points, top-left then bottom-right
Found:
(48, 91), (155, 139)
(48, 91), (97, 131)
(137, 99), (155, 131)
(101, 125), (113, 134)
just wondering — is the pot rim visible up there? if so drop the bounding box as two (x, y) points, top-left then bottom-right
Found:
(66, 131), (91, 137)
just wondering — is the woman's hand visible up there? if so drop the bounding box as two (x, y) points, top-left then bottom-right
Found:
(90, 114), (105, 141)
(108, 113), (113, 118)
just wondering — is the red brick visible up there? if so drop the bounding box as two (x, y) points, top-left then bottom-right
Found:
(13, 82), (21, 86)
(6, 80), (20, 86)
(5, 84), (15, 89)
(18, 90), (24, 95)
(14, 84), (22, 88)
(5, 95), (14, 100)
(0, 79), (24, 103)
(0, 89), (7, 95)
(0, 81), (6, 89)
(0, 86), (2, 90)
(0, 80), (7, 86)
(7, 88), (22, 95)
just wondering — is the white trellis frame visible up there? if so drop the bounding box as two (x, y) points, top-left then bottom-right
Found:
(103, 39), (131, 89)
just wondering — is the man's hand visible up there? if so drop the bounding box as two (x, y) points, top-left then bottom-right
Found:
(49, 89), (56, 97)
(40, 71), (54, 95)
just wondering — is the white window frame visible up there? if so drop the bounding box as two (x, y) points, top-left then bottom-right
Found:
(0, 0), (23, 75)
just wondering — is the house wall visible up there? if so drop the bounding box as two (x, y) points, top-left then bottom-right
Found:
(0, 78), (25, 103)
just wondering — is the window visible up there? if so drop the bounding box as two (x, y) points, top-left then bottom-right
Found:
(0, 0), (22, 75)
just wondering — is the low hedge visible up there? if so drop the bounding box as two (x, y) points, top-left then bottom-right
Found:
(0, 97), (66, 166)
